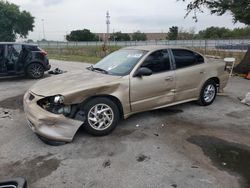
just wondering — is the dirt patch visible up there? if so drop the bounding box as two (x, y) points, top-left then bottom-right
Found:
(226, 110), (250, 119)
(187, 135), (250, 188)
(0, 95), (24, 110)
(136, 154), (150, 162)
(0, 153), (62, 185)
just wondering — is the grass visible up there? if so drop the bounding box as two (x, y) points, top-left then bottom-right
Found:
(45, 46), (121, 64)
(48, 54), (101, 64)
(45, 46), (246, 65)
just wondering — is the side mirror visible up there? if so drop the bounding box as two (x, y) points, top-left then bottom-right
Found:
(134, 67), (152, 77)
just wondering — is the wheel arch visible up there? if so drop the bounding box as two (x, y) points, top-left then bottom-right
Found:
(206, 77), (220, 91)
(25, 61), (46, 71)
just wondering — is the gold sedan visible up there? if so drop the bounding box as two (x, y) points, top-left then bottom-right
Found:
(23, 45), (229, 144)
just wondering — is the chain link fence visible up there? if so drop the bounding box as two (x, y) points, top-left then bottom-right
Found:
(36, 39), (250, 52)
(35, 39), (249, 64)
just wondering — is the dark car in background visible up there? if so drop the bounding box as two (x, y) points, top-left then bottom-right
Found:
(0, 42), (51, 79)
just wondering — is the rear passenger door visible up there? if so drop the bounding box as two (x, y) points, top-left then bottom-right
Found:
(171, 49), (206, 102)
(6, 44), (22, 72)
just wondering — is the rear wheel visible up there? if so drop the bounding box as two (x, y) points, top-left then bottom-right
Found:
(197, 80), (217, 106)
(83, 98), (120, 136)
(26, 63), (44, 79)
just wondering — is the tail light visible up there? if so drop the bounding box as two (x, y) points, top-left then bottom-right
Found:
(41, 51), (48, 56)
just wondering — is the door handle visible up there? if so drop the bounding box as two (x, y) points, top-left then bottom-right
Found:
(165, 76), (173, 81)
(200, 71), (206, 74)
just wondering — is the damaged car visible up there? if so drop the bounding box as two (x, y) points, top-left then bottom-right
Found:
(0, 42), (50, 79)
(23, 45), (229, 144)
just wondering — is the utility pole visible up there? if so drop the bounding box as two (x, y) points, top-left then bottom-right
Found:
(105, 11), (110, 46)
(42, 19), (46, 40)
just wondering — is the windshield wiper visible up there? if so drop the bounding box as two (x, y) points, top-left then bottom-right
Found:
(88, 65), (108, 74)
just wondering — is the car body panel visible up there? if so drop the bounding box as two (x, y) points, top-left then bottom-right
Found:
(24, 45), (229, 142)
(174, 64), (206, 101)
(29, 69), (131, 115)
(24, 91), (83, 142)
(130, 70), (176, 112)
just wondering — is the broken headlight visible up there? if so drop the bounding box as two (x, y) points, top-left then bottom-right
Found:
(54, 95), (64, 104)
(37, 95), (71, 116)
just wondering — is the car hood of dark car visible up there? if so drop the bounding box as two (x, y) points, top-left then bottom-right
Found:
(29, 69), (122, 97)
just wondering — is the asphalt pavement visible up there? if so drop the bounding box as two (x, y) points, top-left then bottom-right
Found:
(0, 60), (249, 188)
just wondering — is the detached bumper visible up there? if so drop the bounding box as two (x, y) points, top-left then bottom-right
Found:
(23, 91), (82, 143)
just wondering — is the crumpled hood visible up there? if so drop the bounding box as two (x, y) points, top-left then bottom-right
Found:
(30, 69), (122, 97)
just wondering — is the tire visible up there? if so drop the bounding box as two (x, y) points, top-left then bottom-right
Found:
(197, 80), (217, 106)
(26, 63), (44, 79)
(82, 97), (120, 136)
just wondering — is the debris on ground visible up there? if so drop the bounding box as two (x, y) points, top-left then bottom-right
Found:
(48, 68), (67, 75)
(136, 124), (140, 127)
(0, 110), (12, 119)
(171, 184), (178, 188)
(102, 159), (111, 168)
(217, 92), (228, 96)
(136, 154), (150, 162)
(154, 133), (159, 137)
(241, 92), (250, 106)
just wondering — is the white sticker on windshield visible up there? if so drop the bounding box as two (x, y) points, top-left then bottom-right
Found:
(127, 54), (143, 58)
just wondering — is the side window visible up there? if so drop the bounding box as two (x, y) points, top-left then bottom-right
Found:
(172, 49), (204, 69)
(7, 44), (21, 62)
(194, 52), (204, 64)
(141, 50), (171, 74)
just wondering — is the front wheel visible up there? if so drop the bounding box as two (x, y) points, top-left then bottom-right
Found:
(197, 80), (217, 106)
(83, 98), (120, 136)
(26, 63), (44, 79)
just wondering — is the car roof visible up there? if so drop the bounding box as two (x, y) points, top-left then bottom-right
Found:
(0, 42), (38, 46)
(122, 45), (190, 52)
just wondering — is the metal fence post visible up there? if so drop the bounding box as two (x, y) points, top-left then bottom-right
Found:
(204, 40), (207, 55)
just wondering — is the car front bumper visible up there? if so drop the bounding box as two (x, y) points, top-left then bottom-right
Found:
(23, 91), (83, 143)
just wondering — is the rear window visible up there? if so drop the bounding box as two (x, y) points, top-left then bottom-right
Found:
(172, 49), (204, 69)
(23, 45), (41, 51)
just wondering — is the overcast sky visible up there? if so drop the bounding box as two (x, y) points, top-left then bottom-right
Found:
(9, 0), (245, 41)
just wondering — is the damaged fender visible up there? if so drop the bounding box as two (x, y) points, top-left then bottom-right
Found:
(24, 91), (83, 142)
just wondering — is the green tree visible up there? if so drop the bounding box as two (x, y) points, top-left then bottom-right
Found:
(110, 32), (130, 41)
(132, 31), (147, 41)
(167, 26), (178, 40)
(197, 27), (231, 39)
(180, 0), (250, 25)
(66, 29), (98, 41)
(0, 1), (34, 41)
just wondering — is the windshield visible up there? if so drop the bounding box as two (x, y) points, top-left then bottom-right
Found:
(91, 49), (147, 76)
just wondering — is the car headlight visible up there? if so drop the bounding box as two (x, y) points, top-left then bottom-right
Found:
(54, 95), (64, 104)
(38, 95), (71, 116)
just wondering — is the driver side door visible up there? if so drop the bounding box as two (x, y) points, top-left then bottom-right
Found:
(130, 49), (176, 112)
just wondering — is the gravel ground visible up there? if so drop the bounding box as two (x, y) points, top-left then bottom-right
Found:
(0, 60), (249, 188)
